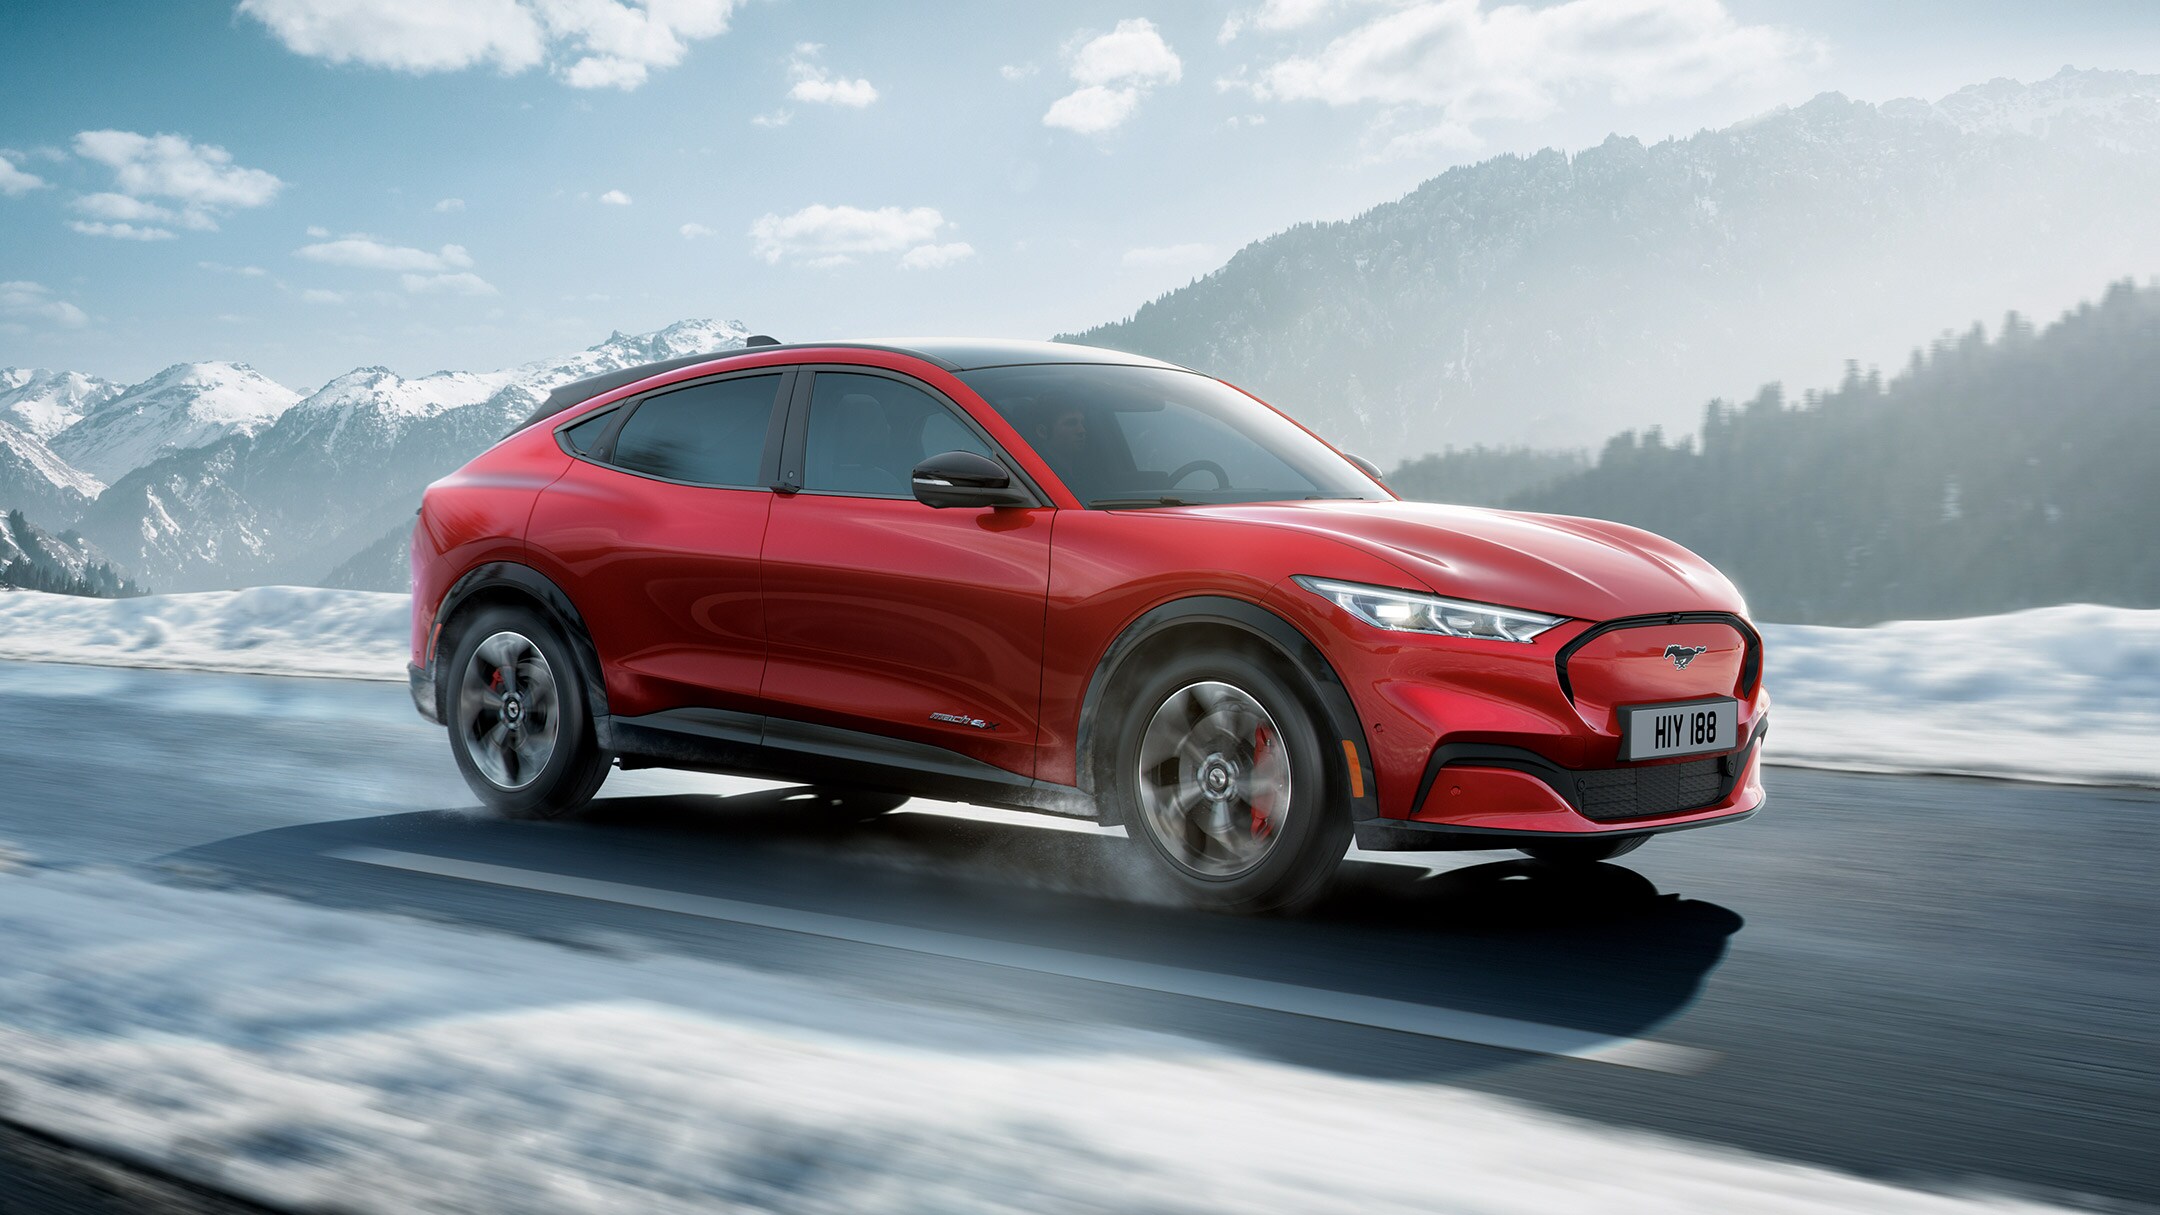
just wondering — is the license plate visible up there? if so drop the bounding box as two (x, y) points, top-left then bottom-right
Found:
(1620, 697), (1739, 761)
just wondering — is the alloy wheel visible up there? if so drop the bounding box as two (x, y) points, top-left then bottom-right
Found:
(455, 630), (561, 791)
(1133, 680), (1294, 879)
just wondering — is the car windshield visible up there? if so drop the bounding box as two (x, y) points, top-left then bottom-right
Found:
(956, 364), (1385, 508)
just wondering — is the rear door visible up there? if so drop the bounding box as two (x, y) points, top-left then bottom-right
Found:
(758, 367), (1055, 779)
(524, 369), (791, 720)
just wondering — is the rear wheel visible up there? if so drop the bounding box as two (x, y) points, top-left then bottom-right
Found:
(1518, 835), (1648, 865)
(1110, 647), (1349, 913)
(445, 605), (609, 819)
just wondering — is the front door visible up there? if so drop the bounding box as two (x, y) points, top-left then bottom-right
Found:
(758, 368), (1054, 779)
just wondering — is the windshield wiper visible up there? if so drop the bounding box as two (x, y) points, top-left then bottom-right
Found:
(1088, 496), (1193, 509)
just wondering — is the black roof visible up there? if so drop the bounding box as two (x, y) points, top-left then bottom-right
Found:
(515, 338), (1187, 433)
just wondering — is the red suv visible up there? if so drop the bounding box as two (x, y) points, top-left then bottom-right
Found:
(409, 339), (1766, 912)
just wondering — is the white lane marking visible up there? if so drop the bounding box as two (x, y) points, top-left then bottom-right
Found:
(330, 846), (1713, 1074)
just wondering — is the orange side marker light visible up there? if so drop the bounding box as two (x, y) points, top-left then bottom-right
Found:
(1341, 740), (1366, 799)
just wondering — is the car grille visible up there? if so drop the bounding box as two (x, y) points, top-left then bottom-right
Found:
(1574, 756), (1726, 821)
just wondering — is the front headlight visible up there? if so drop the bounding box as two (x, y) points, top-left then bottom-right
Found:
(1294, 576), (1567, 644)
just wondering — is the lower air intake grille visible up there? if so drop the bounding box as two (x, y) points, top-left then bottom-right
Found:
(1575, 756), (1726, 821)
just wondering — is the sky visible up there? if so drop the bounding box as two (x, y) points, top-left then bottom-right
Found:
(3, 0), (2158, 390)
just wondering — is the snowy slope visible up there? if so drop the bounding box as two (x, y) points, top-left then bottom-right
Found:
(51, 361), (299, 484)
(0, 585), (405, 680)
(0, 864), (2077, 1215)
(0, 414), (103, 507)
(0, 367), (122, 440)
(0, 509), (119, 575)
(0, 589), (2153, 787)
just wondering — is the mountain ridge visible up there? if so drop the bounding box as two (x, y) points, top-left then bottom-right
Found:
(1065, 67), (2160, 458)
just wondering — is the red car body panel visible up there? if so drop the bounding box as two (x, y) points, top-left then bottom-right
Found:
(759, 493), (1055, 778)
(410, 341), (1768, 844)
(524, 459), (774, 717)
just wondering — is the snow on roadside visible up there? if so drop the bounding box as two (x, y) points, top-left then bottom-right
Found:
(1758, 605), (2160, 786)
(1, 588), (2155, 786)
(0, 863), (2070, 1215)
(0, 586), (407, 681)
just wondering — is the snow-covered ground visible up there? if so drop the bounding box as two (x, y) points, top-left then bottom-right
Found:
(0, 585), (408, 681)
(0, 861), (2071, 1215)
(1, 588), (2154, 786)
(1760, 605), (2160, 786)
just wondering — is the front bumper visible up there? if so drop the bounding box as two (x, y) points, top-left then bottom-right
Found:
(1355, 719), (1767, 850)
(408, 662), (441, 725)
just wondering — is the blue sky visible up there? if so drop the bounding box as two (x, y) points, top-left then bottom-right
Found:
(3, 0), (2158, 389)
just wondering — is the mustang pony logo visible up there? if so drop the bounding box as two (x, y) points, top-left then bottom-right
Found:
(1663, 644), (1710, 670)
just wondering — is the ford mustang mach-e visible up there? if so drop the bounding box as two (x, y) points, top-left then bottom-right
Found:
(408, 339), (1767, 911)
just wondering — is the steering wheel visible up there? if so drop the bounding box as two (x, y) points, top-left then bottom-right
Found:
(1167, 459), (1229, 490)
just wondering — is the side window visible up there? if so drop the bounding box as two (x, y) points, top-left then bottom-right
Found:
(608, 374), (782, 487)
(800, 372), (995, 497)
(559, 408), (616, 455)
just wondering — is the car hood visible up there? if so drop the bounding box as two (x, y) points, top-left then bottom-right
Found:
(1199, 499), (1746, 623)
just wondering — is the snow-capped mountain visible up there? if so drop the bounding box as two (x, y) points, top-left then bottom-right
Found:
(0, 368), (123, 441)
(1071, 67), (2160, 454)
(52, 362), (300, 485)
(0, 416), (102, 517)
(76, 320), (751, 590)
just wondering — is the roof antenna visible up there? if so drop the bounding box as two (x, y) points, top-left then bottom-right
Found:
(744, 334), (781, 347)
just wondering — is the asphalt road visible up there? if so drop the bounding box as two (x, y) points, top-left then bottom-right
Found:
(0, 659), (2154, 1212)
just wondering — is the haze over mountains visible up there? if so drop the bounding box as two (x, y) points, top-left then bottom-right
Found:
(1069, 68), (2160, 457)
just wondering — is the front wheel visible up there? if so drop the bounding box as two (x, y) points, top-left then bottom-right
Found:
(1110, 647), (1349, 913)
(445, 605), (610, 819)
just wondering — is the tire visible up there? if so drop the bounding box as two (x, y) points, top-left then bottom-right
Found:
(1518, 835), (1648, 865)
(444, 604), (610, 820)
(1109, 646), (1350, 913)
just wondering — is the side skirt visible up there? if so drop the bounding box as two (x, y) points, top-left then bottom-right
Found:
(607, 708), (1098, 819)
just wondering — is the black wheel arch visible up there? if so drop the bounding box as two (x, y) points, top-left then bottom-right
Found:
(1075, 595), (1380, 824)
(431, 562), (610, 740)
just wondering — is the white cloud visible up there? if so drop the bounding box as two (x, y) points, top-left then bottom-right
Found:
(401, 271), (498, 295)
(0, 281), (88, 327)
(433, 197), (466, 212)
(599, 188), (632, 205)
(1220, 0), (1337, 42)
(238, 0), (740, 91)
(1068, 18), (1182, 87)
(897, 242), (975, 270)
(1121, 242), (1218, 270)
(999, 63), (1037, 82)
(305, 225), (330, 237)
(298, 236), (475, 272)
(1045, 19), (1181, 134)
(786, 43), (877, 107)
(751, 109), (792, 128)
(300, 288), (348, 304)
(68, 221), (177, 241)
(0, 153), (47, 196)
(679, 222), (716, 239)
(72, 192), (218, 231)
(1240, 0), (1817, 152)
(749, 204), (950, 266)
(199, 261), (270, 277)
(73, 130), (283, 210)
(1044, 86), (1143, 135)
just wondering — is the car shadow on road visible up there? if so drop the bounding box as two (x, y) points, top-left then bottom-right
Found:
(162, 785), (1743, 1081)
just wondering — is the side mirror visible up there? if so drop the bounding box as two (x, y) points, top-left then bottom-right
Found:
(911, 450), (1034, 509)
(1344, 452), (1386, 483)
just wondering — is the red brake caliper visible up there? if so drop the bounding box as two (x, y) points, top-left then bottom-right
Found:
(1249, 725), (1276, 838)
